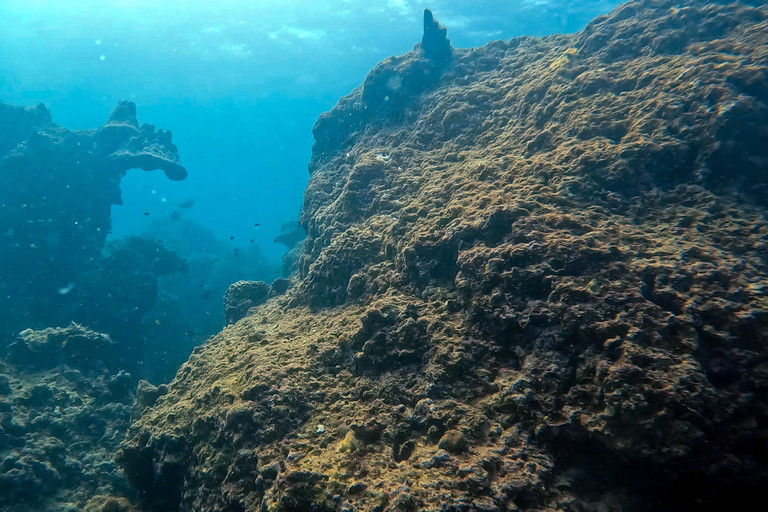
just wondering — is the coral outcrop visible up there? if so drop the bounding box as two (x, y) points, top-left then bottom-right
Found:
(421, 9), (452, 66)
(311, 9), (454, 160)
(0, 100), (186, 345)
(224, 280), (272, 325)
(120, 1), (768, 511)
(0, 325), (135, 511)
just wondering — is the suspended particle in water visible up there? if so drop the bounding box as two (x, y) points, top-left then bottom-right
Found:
(58, 282), (75, 295)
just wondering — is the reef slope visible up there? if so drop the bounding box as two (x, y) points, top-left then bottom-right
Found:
(121, 1), (768, 511)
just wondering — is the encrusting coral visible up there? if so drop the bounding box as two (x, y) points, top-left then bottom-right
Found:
(119, 1), (768, 511)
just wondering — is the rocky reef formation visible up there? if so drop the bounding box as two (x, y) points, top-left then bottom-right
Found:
(224, 280), (273, 325)
(0, 100), (186, 346)
(120, 2), (768, 511)
(0, 325), (135, 511)
(224, 279), (293, 325)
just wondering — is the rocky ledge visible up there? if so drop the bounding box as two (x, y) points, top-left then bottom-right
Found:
(120, 2), (768, 511)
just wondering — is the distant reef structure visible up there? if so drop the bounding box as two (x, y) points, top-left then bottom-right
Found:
(120, 2), (767, 512)
(0, 100), (187, 349)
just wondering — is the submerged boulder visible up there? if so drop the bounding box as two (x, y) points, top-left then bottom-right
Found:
(121, 1), (768, 511)
(8, 323), (117, 372)
(224, 280), (272, 324)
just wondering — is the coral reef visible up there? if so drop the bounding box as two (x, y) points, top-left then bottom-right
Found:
(224, 280), (272, 324)
(0, 100), (186, 345)
(140, 217), (280, 382)
(0, 325), (135, 511)
(311, 10), (455, 160)
(120, 1), (768, 511)
(72, 236), (188, 374)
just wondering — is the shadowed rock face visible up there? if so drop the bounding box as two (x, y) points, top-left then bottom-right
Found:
(224, 280), (272, 325)
(0, 325), (136, 512)
(121, 2), (768, 512)
(0, 100), (186, 343)
(311, 9), (455, 162)
(422, 8), (452, 65)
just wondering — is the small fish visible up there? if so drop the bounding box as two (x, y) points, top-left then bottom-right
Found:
(179, 199), (195, 209)
(170, 210), (182, 221)
(254, 223), (260, 227)
(230, 236), (235, 240)
(250, 239), (254, 243)
(143, 212), (150, 216)
(200, 289), (213, 300)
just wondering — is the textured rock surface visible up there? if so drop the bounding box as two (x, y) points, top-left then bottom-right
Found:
(121, 2), (768, 511)
(0, 325), (135, 511)
(224, 280), (272, 324)
(0, 100), (186, 345)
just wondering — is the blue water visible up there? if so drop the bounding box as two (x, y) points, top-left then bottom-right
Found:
(0, 0), (621, 265)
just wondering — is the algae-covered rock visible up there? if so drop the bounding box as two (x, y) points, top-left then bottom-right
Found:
(0, 327), (136, 512)
(131, 380), (168, 422)
(120, 2), (768, 511)
(8, 323), (117, 372)
(224, 280), (272, 324)
(84, 495), (141, 512)
(421, 9), (452, 66)
(437, 429), (467, 454)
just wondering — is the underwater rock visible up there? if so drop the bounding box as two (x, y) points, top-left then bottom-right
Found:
(281, 240), (304, 278)
(224, 280), (272, 324)
(310, 11), (453, 162)
(101, 100), (186, 181)
(437, 429), (467, 454)
(421, 9), (452, 65)
(8, 323), (117, 372)
(84, 495), (141, 512)
(0, 327), (135, 512)
(121, 1), (768, 511)
(0, 101), (186, 346)
(270, 277), (291, 296)
(131, 380), (169, 422)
